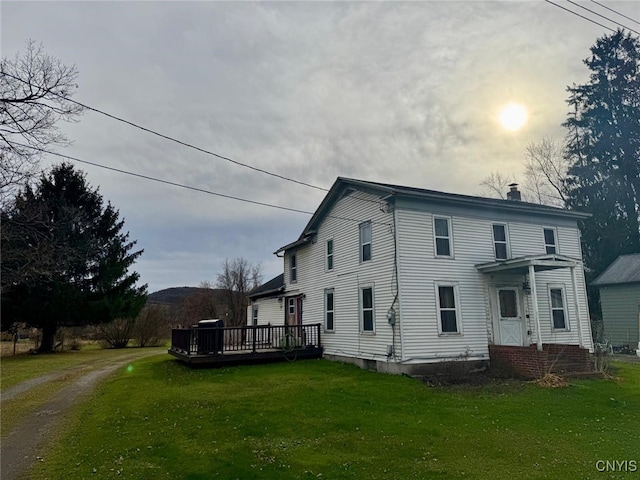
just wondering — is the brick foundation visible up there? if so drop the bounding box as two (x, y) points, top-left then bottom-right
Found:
(489, 344), (592, 379)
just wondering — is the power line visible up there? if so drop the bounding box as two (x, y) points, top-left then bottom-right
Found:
(565, 0), (640, 35)
(590, 0), (640, 26)
(544, 0), (616, 32)
(13, 142), (393, 227)
(0, 70), (329, 193)
(13, 142), (315, 216)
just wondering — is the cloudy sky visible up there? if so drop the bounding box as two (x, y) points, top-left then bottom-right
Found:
(2, 1), (637, 293)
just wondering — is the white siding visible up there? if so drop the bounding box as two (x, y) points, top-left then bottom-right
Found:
(396, 209), (593, 360)
(277, 187), (593, 366)
(248, 297), (283, 326)
(283, 191), (397, 362)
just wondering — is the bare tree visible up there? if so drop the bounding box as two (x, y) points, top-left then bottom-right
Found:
(1, 40), (84, 202)
(479, 171), (517, 199)
(178, 281), (225, 325)
(216, 258), (262, 327)
(523, 137), (569, 207)
(134, 304), (168, 347)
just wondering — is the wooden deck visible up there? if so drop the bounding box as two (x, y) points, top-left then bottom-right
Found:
(168, 323), (323, 367)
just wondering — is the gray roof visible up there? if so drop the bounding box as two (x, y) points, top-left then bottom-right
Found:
(592, 254), (640, 286)
(248, 273), (284, 299)
(276, 177), (590, 254)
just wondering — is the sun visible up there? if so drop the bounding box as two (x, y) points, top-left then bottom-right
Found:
(498, 103), (528, 132)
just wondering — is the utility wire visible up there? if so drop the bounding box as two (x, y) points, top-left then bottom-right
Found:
(13, 142), (393, 227)
(13, 142), (315, 216)
(0, 70), (329, 193)
(590, 0), (640, 26)
(544, 0), (616, 32)
(565, 0), (640, 35)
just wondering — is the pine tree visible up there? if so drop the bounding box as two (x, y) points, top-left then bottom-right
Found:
(1, 163), (147, 351)
(564, 30), (640, 282)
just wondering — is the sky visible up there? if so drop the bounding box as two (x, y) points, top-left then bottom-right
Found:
(2, 0), (637, 293)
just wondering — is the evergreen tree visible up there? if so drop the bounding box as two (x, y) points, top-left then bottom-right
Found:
(564, 30), (640, 285)
(1, 163), (147, 351)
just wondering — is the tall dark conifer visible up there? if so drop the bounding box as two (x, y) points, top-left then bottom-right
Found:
(564, 30), (640, 286)
(1, 163), (147, 351)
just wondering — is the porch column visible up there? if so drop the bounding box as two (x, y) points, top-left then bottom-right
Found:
(529, 265), (543, 351)
(570, 266), (584, 348)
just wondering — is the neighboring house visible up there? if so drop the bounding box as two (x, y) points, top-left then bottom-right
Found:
(249, 178), (594, 376)
(592, 254), (640, 349)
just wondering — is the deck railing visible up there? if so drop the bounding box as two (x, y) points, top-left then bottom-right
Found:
(170, 323), (322, 356)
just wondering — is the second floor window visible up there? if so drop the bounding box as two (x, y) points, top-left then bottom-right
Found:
(434, 217), (452, 257)
(544, 228), (557, 254)
(492, 224), (508, 260)
(326, 238), (334, 271)
(290, 254), (297, 283)
(360, 222), (372, 262)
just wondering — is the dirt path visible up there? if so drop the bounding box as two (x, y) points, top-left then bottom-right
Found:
(1, 349), (165, 480)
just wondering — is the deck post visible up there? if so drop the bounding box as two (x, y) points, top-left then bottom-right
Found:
(252, 325), (257, 353)
(529, 265), (543, 351)
(570, 266), (584, 348)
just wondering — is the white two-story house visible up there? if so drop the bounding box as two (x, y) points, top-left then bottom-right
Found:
(249, 178), (593, 376)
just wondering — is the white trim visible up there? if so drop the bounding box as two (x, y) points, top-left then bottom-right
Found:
(324, 288), (335, 332)
(491, 223), (510, 261)
(435, 282), (462, 335)
(359, 284), (375, 333)
(548, 284), (570, 331)
(433, 215), (454, 259)
(543, 227), (559, 255)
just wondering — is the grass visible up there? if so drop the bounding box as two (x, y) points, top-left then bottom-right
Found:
(25, 357), (639, 480)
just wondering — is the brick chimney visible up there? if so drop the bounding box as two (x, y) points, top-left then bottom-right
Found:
(506, 183), (521, 201)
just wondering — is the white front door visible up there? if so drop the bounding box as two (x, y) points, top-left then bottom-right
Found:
(497, 287), (523, 346)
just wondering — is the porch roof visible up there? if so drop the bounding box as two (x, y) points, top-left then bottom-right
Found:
(475, 253), (580, 275)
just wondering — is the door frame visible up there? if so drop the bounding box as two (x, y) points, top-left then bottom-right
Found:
(492, 285), (527, 346)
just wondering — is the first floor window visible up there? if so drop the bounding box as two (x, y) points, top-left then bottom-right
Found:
(325, 289), (335, 331)
(549, 287), (568, 330)
(360, 286), (374, 332)
(252, 306), (258, 326)
(436, 284), (460, 333)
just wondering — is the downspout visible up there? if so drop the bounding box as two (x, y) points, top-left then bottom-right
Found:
(529, 264), (543, 351)
(392, 199), (405, 361)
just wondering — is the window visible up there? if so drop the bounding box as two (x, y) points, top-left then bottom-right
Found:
(544, 228), (557, 254)
(436, 284), (460, 334)
(251, 306), (258, 326)
(360, 286), (374, 332)
(360, 222), (372, 262)
(290, 254), (297, 283)
(549, 287), (568, 330)
(326, 239), (334, 271)
(434, 217), (452, 257)
(492, 224), (509, 260)
(288, 298), (295, 315)
(325, 289), (335, 331)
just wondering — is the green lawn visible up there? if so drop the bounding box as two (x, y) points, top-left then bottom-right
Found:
(28, 357), (639, 480)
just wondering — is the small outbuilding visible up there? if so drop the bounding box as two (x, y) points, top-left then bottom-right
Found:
(592, 254), (640, 350)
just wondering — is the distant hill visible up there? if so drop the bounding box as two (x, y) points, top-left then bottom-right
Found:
(147, 287), (227, 308)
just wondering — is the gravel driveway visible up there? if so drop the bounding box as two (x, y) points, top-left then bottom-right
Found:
(1, 350), (165, 480)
